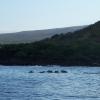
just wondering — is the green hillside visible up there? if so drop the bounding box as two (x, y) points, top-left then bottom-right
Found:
(0, 21), (100, 66)
(0, 26), (85, 44)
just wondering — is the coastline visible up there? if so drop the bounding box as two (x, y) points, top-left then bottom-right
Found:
(0, 63), (100, 67)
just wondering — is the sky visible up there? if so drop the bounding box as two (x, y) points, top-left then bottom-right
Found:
(0, 0), (100, 33)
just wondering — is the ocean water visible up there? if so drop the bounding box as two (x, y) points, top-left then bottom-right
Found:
(0, 65), (100, 100)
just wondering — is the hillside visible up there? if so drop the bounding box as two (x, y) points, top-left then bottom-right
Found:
(0, 26), (86, 44)
(0, 21), (100, 66)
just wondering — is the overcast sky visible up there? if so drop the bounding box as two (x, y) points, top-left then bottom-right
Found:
(0, 0), (100, 33)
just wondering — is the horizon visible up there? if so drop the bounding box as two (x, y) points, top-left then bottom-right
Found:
(1, 0), (100, 33)
(0, 24), (87, 34)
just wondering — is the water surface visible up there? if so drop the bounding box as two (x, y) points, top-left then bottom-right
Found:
(0, 65), (100, 100)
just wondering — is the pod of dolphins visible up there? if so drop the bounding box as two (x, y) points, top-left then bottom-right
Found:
(29, 70), (68, 73)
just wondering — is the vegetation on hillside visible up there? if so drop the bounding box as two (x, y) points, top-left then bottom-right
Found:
(0, 21), (100, 66)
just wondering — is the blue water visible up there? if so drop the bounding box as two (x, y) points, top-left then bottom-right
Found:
(0, 65), (100, 100)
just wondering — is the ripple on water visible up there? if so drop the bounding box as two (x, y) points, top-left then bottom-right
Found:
(0, 66), (100, 100)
